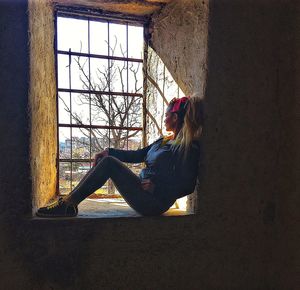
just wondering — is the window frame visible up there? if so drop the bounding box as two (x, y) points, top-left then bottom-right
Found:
(54, 6), (149, 195)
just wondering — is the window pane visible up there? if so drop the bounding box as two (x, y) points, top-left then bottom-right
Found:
(127, 96), (142, 128)
(90, 58), (109, 91)
(90, 21), (108, 55)
(71, 56), (89, 90)
(57, 54), (70, 89)
(71, 93), (90, 125)
(128, 61), (143, 93)
(91, 94), (110, 126)
(128, 130), (142, 150)
(72, 128), (90, 159)
(91, 129), (109, 155)
(58, 92), (70, 124)
(109, 23), (127, 57)
(59, 127), (71, 159)
(72, 162), (91, 190)
(57, 17), (88, 53)
(110, 60), (127, 92)
(110, 95), (126, 128)
(110, 95), (142, 128)
(59, 162), (71, 195)
(128, 25), (143, 59)
(109, 129), (135, 150)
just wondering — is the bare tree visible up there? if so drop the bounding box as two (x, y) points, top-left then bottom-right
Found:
(59, 38), (143, 195)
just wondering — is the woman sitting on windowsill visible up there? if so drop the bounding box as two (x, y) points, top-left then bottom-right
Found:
(36, 95), (204, 217)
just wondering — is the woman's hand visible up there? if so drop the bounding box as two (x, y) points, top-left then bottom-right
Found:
(93, 149), (109, 166)
(141, 179), (155, 194)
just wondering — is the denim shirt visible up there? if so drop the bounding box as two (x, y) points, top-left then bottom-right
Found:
(108, 138), (201, 200)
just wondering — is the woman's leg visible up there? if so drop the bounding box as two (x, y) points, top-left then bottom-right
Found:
(65, 156), (170, 216)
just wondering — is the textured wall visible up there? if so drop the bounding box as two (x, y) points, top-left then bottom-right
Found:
(0, 0), (299, 289)
(0, 2), (31, 218)
(150, 0), (208, 96)
(29, 0), (57, 210)
(151, 0), (299, 288)
(202, 1), (299, 288)
(53, 0), (172, 16)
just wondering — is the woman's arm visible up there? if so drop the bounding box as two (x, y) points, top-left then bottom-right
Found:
(108, 138), (162, 163)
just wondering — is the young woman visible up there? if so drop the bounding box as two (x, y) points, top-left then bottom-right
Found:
(36, 96), (204, 217)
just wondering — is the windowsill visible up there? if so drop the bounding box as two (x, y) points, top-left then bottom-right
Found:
(32, 198), (190, 219)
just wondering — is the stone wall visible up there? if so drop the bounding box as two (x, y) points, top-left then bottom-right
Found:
(29, 0), (57, 210)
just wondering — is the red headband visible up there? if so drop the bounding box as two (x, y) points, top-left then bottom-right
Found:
(169, 96), (190, 113)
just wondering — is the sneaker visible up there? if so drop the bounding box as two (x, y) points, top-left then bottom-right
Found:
(36, 197), (78, 218)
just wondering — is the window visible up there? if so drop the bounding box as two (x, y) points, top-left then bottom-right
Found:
(54, 7), (188, 215)
(56, 11), (145, 198)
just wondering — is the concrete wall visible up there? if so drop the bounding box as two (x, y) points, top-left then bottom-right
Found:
(0, 0), (299, 289)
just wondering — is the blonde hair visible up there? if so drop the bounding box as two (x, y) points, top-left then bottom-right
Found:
(175, 96), (204, 153)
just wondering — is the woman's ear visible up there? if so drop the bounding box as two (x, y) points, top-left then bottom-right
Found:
(172, 113), (178, 123)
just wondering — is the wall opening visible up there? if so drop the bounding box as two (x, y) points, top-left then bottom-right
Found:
(30, 1), (198, 217)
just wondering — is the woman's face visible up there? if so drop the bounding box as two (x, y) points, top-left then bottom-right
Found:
(164, 110), (178, 132)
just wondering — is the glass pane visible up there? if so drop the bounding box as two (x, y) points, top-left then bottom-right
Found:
(58, 92), (70, 124)
(59, 162), (71, 195)
(128, 25), (143, 59)
(72, 127), (90, 159)
(129, 130), (143, 174)
(128, 61), (143, 93)
(57, 17), (88, 53)
(90, 58), (109, 91)
(91, 129), (109, 155)
(59, 127), (71, 159)
(110, 60), (127, 92)
(72, 162), (91, 190)
(127, 96), (142, 128)
(110, 95), (125, 128)
(71, 93), (90, 125)
(71, 56), (89, 90)
(109, 129), (130, 150)
(91, 94), (110, 126)
(90, 21), (108, 55)
(109, 23), (127, 57)
(57, 54), (70, 89)
(128, 130), (142, 150)
(109, 95), (142, 128)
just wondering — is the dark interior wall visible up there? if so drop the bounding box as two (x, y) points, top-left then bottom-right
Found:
(0, 0), (299, 289)
(0, 2), (31, 217)
(203, 1), (299, 288)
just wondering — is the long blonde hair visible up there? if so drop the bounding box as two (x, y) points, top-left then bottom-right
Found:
(174, 96), (204, 153)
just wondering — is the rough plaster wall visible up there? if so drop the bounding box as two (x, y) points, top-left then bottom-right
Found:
(150, 0), (208, 96)
(0, 1), (299, 290)
(0, 2), (31, 218)
(29, 0), (57, 210)
(274, 2), (300, 287)
(53, 0), (172, 16)
(150, 0), (299, 288)
(201, 0), (300, 288)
